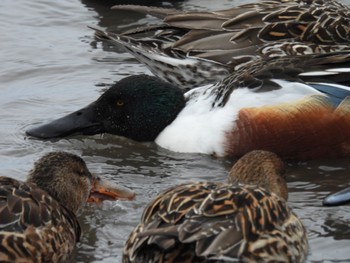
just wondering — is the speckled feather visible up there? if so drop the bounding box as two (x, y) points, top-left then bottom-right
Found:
(0, 176), (80, 263)
(123, 151), (308, 262)
(123, 182), (307, 263)
(102, 0), (350, 88)
(207, 52), (350, 107)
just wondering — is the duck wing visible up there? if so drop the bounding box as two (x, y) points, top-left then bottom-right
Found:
(101, 0), (350, 88)
(211, 52), (350, 159)
(206, 52), (350, 108)
(0, 177), (80, 262)
(123, 182), (307, 262)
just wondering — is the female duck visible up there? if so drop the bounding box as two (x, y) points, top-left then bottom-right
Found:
(27, 53), (350, 160)
(123, 150), (308, 262)
(96, 0), (350, 88)
(0, 151), (134, 262)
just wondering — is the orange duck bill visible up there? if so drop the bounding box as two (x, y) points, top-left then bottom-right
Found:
(88, 176), (135, 203)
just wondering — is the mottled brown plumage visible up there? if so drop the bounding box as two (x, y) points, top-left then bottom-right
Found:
(0, 152), (135, 263)
(101, 0), (350, 88)
(123, 150), (308, 262)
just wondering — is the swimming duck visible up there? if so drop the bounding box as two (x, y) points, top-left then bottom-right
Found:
(94, 0), (350, 88)
(0, 151), (135, 262)
(123, 150), (308, 262)
(26, 52), (350, 160)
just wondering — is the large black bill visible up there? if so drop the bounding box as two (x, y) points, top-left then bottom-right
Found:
(26, 102), (105, 139)
(323, 187), (350, 206)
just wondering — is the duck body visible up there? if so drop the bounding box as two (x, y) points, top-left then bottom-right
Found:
(0, 152), (134, 262)
(96, 0), (350, 88)
(27, 52), (350, 160)
(124, 182), (306, 263)
(123, 150), (308, 262)
(155, 78), (322, 157)
(0, 176), (79, 263)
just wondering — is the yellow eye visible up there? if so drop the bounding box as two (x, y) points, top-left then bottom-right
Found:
(116, 100), (124, 107)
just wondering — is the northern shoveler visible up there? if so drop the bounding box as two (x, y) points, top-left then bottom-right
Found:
(123, 150), (308, 262)
(93, 0), (350, 88)
(0, 152), (135, 263)
(26, 52), (350, 160)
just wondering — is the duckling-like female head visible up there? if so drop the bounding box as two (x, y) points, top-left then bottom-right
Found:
(26, 152), (135, 212)
(228, 150), (288, 200)
(27, 152), (93, 212)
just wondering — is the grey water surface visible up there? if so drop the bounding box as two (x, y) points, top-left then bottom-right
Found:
(1, 0), (350, 262)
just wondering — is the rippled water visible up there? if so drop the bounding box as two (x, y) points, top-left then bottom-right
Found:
(1, 0), (350, 262)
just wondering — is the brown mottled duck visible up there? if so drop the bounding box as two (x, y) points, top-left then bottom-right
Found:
(123, 150), (308, 262)
(0, 151), (135, 262)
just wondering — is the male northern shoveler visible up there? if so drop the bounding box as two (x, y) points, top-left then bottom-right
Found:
(123, 150), (308, 262)
(26, 52), (350, 160)
(0, 152), (135, 263)
(94, 0), (350, 88)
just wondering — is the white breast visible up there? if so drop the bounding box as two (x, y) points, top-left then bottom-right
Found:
(155, 80), (322, 156)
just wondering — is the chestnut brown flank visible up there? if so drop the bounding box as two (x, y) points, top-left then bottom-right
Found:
(226, 95), (350, 159)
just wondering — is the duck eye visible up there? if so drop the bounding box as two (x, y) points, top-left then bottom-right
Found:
(77, 169), (86, 177)
(116, 100), (124, 107)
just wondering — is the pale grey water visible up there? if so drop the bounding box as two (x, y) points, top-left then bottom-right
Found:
(1, 0), (350, 262)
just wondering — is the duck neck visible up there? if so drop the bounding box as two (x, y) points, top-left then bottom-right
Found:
(131, 100), (186, 142)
